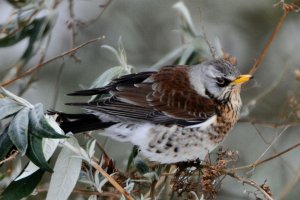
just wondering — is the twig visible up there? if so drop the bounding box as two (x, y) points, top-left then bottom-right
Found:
(248, 2), (293, 75)
(90, 160), (134, 200)
(1, 37), (104, 87)
(0, 151), (19, 165)
(234, 139), (300, 171)
(77, 0), (113, 27)
(227, 172), (274, 200)
(239, 118), (300, 128)
(67, 0), (81, 62)
(253, 126), (289, 164)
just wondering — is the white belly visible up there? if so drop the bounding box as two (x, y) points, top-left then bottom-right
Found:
(102, 119), (218, 163)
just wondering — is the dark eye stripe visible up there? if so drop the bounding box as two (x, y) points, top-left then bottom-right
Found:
(216, 77), (231, 87)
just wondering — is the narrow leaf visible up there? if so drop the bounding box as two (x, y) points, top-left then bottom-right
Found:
(46, 137), (82, 200)
(134, 158), (150, 175)
(0, 87), (33, 108)
(0, 103), (23, 121)
(87, 139), (96, 158)
(15, 137), (60, 181)
(0, 169), (44, 200)
(0, 126), (14, 161)
(8, 107), (30, 155)
(89, 66), (134, 101)
(0, 97), (16, 106)
(90, 66), (130, 88)
(26, 134), (53, 172)
(29, 103), (67, 138)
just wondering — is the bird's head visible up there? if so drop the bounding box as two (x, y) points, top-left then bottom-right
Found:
(189, 59), (252, 103)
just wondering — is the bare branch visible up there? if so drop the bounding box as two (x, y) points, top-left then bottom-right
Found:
(227, 172), (274, 200)
(248, 2), (298, 75)
(0, 151), (19, 165)
(1, 37), (104, 87)
(90, 160), (134, 200)
(234, 139), (300, 171)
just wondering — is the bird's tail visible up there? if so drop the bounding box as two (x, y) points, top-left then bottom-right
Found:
(48, 111), (116, 133)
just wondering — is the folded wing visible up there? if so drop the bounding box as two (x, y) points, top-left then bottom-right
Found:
(68, 66), (216, 126)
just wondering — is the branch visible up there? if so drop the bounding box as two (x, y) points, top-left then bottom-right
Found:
(239, 118), (300, 128)
(227, 172), (274, 200)
(234, 139), (300, 171)
(90, 160), (134, 200)
(0, 150), (19, 165)
(1, 36), (104, 87)
(248, 2), (297, 75)
(77, 0), (113, 27)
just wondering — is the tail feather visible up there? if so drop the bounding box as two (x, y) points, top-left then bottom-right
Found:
(48, 111), (116, 133)
(67, 87), (110, 96)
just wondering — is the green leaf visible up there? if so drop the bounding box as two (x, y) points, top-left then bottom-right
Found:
(90, 66), (133, 88)
(126, 145), (139, 172)
(46, 137), (82, 200)
(19, 16), (52, 65)
(26, 134), (53, 172)
(0, 126), (14, 161)
(0, 22), (32, 47)
(134, 157), (150, 175)
(178, 46), (195, 65)
(0, 87), (33, 108)
(8, 107), (30, 155)
(0, 16), (52, 48)
(29, 103), (67, 138)
(15, 137), (60, 181)
(0, 98), (24, 120)
(0, 168), (44, 200)
(6, 0), (34, 8)
(89, 66), (134, 101)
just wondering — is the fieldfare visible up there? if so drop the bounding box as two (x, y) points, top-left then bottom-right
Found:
(56, 59), (252, 163)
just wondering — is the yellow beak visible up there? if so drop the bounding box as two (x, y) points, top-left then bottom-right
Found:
(232, 74), (252, 84)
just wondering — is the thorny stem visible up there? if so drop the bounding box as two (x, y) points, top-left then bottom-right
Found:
(248, 2), (294, 75)
(1, 37), (104, 87)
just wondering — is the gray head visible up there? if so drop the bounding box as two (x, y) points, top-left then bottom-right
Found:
(188, 59), (251, 102)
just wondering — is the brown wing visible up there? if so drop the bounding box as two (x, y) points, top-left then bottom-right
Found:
(68, 66), (216, 125)
(112, 66), (216, 121)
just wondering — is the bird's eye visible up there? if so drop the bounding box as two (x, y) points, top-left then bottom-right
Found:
(216, 77), (225, 84)
(216, 77), (230, 87)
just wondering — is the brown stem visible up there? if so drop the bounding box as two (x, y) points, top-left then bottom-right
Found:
(226, 172), (274, 200)
(1, 37), (104, 87)
(90, 160), (134, 200)
(248, 9), (288, 75)
(0, 151), (19, 165)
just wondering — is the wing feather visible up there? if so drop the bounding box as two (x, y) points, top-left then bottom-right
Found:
(67, 66), (216, 126)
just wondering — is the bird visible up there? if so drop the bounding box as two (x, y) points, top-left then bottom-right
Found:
(54, 59), (252, 163)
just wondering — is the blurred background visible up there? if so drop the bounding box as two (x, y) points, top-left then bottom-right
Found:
(0, 0), (300, 199)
